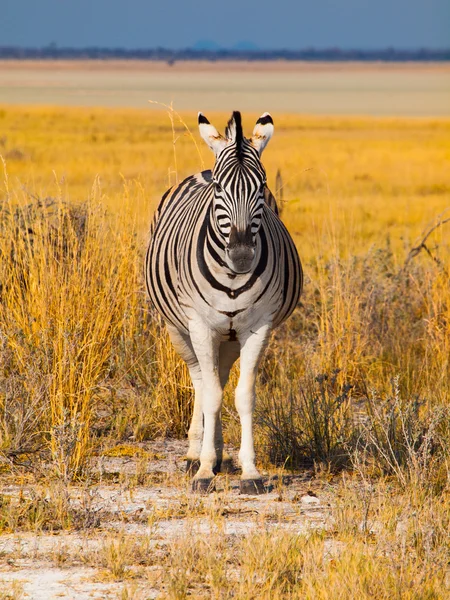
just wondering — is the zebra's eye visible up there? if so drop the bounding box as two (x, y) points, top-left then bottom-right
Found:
(214, 182), (223, 193)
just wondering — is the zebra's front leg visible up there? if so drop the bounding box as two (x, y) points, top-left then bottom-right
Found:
(189, 320), (222, 493)
(236, 323), (271, 495)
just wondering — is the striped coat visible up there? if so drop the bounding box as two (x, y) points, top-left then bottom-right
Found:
(146, 169), (301, 339)
(145, 111), (302, 494)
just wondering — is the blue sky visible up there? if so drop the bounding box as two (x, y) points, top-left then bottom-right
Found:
(1, 0), (449, 49)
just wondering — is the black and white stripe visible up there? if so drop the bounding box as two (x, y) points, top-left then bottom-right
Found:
(145, 111), (303, 493)
(146, 112), (302, 335)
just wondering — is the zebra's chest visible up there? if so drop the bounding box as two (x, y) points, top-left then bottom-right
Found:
(179, 270), (282, 337)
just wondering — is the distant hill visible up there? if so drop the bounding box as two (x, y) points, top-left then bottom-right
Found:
(0, 46), (449, 61)
(192, 40), (260, 51)
(192, 40), (222, 51)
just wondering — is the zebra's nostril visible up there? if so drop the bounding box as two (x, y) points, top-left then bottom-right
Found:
(227, 244), (255, 274)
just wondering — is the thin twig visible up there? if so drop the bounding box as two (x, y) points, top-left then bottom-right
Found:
(403, 215), (450, 274)
(2, 446), (43, 457)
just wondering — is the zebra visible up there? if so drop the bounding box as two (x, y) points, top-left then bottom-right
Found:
(145, 111), (302, 494)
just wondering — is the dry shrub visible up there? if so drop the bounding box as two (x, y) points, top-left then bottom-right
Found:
(247, 236), (450, 484)
(0, 483), (100, 532)
(0, 183), (140, 478)
(255, 367), (354, 469)
(354, 378), (450, 493)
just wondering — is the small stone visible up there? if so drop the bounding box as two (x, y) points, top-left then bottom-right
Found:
(300, 494), (320, 505)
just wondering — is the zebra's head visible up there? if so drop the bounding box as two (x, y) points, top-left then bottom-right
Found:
(198, 110), (274, 274)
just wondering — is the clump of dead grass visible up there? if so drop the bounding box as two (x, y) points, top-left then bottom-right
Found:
(0, 581), (25, 600)
(0, 483), (100, 533)
(83, 532), (155, 581)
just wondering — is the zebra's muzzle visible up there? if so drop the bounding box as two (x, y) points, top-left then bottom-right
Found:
(226, 225), (256, 274)
(226, 244), (255, 274)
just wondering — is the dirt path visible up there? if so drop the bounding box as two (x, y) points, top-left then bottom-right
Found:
(0, 441), (332, 599)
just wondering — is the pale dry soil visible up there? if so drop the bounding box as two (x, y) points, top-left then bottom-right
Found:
(0, 440), (331, 599)
(1, 60), (449, 115)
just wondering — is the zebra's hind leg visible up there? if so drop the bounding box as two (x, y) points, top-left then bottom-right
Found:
(235, 323), (271, 495)
(185, 367), (203, 476)
(166, 326), (203, 475)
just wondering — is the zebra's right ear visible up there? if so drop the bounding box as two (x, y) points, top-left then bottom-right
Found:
(198, 112), (227, 156)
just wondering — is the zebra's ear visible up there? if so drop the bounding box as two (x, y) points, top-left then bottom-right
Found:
(198, 112), (227, 156)
(251, 113), (274, 155)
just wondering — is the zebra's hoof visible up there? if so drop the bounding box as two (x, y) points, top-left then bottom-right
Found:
(240, 479), (266, 495)
(186, 459), (200, 476)
(192, 478), (215, 494)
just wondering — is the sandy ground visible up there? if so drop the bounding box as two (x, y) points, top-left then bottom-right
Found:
(1, 60), (449, 115)
(0, 440), (331, 599)
(1, 60), (449, 73)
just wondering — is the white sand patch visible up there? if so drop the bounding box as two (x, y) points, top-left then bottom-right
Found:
(0, 564), (156, 600)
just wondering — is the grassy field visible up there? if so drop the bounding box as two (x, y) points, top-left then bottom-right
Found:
(0, 104), (449, 598)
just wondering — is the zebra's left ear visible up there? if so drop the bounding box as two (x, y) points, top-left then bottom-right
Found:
(198, 112), (227, 156)
(251, 113), (274, 155)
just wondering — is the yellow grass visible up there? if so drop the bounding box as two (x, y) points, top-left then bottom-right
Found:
(1, 100), (449, 600)
(1, 106), (449, 256)
(0, 104), (449, 477)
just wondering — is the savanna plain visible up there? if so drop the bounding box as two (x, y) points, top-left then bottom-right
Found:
(0, 83), (449, 598)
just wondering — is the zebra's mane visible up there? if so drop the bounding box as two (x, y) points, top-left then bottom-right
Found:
(225, 111), (244, 160)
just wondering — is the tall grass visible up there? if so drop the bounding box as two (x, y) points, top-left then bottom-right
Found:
(0, 107), (449, 486)
(0, 167), (195, 475)
(0, 173), (142, 478)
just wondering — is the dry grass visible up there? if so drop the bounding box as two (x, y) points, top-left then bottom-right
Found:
(0, 581), (25, 600)
(0, 105), (449, 471)
(78, 479), (449, 598)
(87, 532), (154, 581)
(1, 477), (447, 598)
(0, 104), (449, 597)
(0, 482), (100, 533)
